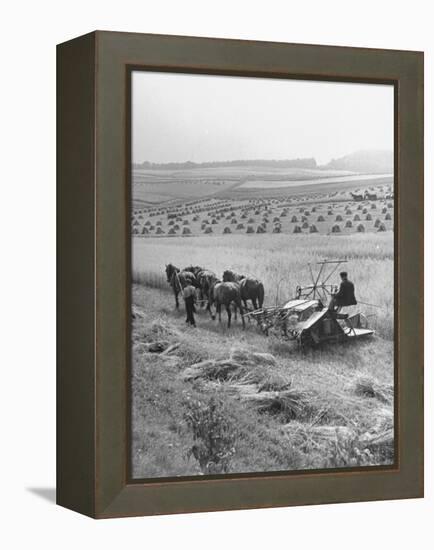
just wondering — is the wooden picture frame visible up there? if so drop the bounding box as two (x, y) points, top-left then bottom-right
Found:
(57, 31), (423, 518)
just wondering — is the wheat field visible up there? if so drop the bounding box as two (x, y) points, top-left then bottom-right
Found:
(132, 232), (394, 339)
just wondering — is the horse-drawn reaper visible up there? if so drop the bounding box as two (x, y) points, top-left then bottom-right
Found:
(244, 259), (375, 349)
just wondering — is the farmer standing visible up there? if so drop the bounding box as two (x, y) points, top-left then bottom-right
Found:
(183, 282), (197, 327)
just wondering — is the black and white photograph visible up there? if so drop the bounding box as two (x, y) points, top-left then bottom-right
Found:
(130, 70), (395, 479)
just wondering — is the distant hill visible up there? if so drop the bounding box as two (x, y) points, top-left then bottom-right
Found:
(133, 158), (318, 170)
(323, 150), (393, 174)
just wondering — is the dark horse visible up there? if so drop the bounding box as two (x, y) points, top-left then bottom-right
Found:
(165, 263), (198, 309)
(183, 265), (204, 279)
(182, 265), (207, 304)
(196, 270), (218, 310)
(222, 270), (264, 311)
(208, 280), (245, 329)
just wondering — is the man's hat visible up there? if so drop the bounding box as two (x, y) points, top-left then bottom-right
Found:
(340, 271), (348, 278)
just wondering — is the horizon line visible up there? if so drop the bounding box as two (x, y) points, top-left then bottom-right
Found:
(132, 149), (393, 168)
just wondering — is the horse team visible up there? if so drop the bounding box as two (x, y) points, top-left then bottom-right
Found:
(165, 263), (265, 328)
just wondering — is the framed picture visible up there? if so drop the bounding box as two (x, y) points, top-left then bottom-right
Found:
(57, 31), (423, 518)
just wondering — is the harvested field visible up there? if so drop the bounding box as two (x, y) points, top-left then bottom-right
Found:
(131, 285), (394, 478)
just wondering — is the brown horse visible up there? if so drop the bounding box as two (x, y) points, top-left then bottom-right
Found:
(165, 263), (197, 309)
(183, 265), (204, 278)
(222, 270), (264, 311)
(209, 280), (245, 329)
(183, 265), (208, 305)
(196, 270), (218, 310)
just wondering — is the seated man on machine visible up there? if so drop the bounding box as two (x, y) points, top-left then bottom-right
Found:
(329, 271), (357, 314)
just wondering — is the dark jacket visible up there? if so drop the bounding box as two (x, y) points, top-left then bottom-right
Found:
(334, 279), (357, 306)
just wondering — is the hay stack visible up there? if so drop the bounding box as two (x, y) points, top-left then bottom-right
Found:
(291, 215), (298, 223)
(231, 218), (237, 224)
(230, 348), (277, 366)
(362, 207), (368, 214)
(345, 220), (353, 228)
(272, 225), (281, 233)
(236, 223), (245, 230)
(335, 214), (343, 222)
(385, 213), (392, 221)
(211, 218), (218, 224)
(223, 226), (232, 234)
(182, 227), (191, 235)
(365, 213), (372, 221)
(309, 224), (318, 233)
(256, 225), (266, 234)
(374, 218), (381, 228)
(353, 214), (361, 221)
(248, 217), (255, 224)
(242, 388), (308, 421)
(358, 407), (394, 452)
(168, 227), (176, 235)
(246, 225), (254, 234)
(331, 224), (341, 233)
(357, 223), (365, 232)
(382, 207), (388, 214)
(328, 210), (333, 216)
(293, 225), (302, 234)
(377, 223), (386, 232)
(345, 209), (352, 215)
(371, 203), (377, 209)
(354, 377), (393, 404)
(183, 359), (244, 382)
(317, 215), (325, 222)
(204, 226), (213, 234)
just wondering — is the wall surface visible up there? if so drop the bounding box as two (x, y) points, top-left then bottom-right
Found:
(1, 0), (432, 546)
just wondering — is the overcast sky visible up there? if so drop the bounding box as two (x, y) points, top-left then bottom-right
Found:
(132, 71), (393, 165)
